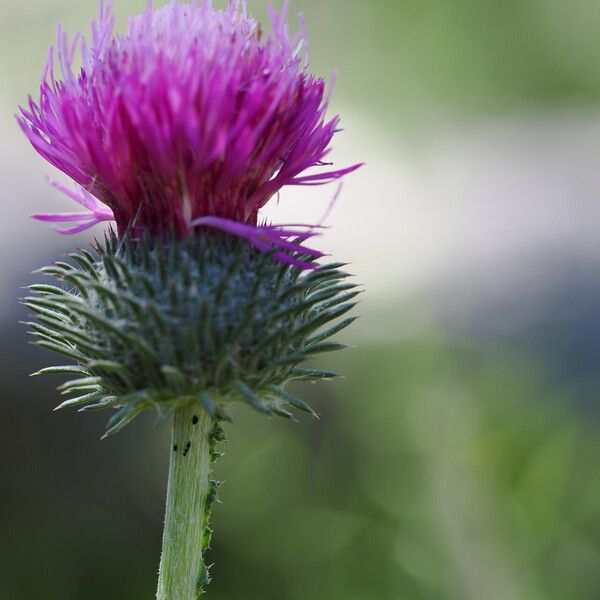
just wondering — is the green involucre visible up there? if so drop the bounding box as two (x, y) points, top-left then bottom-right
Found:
(26, 231), (359, 435)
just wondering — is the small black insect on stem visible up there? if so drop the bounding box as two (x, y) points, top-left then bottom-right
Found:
(183, 441), (191, 457)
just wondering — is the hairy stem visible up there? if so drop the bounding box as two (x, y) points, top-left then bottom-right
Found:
(157, 404), (213, 600)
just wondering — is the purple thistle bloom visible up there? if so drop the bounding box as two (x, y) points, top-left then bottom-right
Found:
(18, 0), (361, 267)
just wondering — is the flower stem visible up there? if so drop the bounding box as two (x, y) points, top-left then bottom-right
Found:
(157, 404), (214, 600)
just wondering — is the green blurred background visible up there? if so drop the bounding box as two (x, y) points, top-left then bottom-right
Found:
(2, 1), (600, 598)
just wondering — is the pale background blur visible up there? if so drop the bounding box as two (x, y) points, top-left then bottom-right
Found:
(2, 1), (600, 599)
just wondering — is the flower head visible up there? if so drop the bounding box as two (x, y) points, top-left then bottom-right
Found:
(18, 0), (361, 267)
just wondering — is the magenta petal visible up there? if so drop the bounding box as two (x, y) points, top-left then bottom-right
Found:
(289, 163), (364, 185)
(258, 226), (323, 238)
(270, 251), (320, 270)
(191, 216), (323, 270)
(267, 223), (330, 229)
(55, 220), (101, 235)
(46, 179), (90, 207)
(32, 212), (97, 222)
(254, 231), (324, 257)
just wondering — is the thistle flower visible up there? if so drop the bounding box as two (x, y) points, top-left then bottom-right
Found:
(19, 0), (361, 266)
(19, 1), (362, 598)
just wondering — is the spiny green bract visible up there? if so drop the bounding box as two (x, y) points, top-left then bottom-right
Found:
(25, 230), (359, 436)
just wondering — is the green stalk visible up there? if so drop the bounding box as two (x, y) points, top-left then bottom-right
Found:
(156, 404), (214, 600)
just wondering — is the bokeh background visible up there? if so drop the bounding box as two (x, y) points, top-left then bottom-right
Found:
(2, 1), (600, 598)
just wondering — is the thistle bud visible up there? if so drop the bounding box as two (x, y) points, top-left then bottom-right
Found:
(28, 231), (358, 435)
